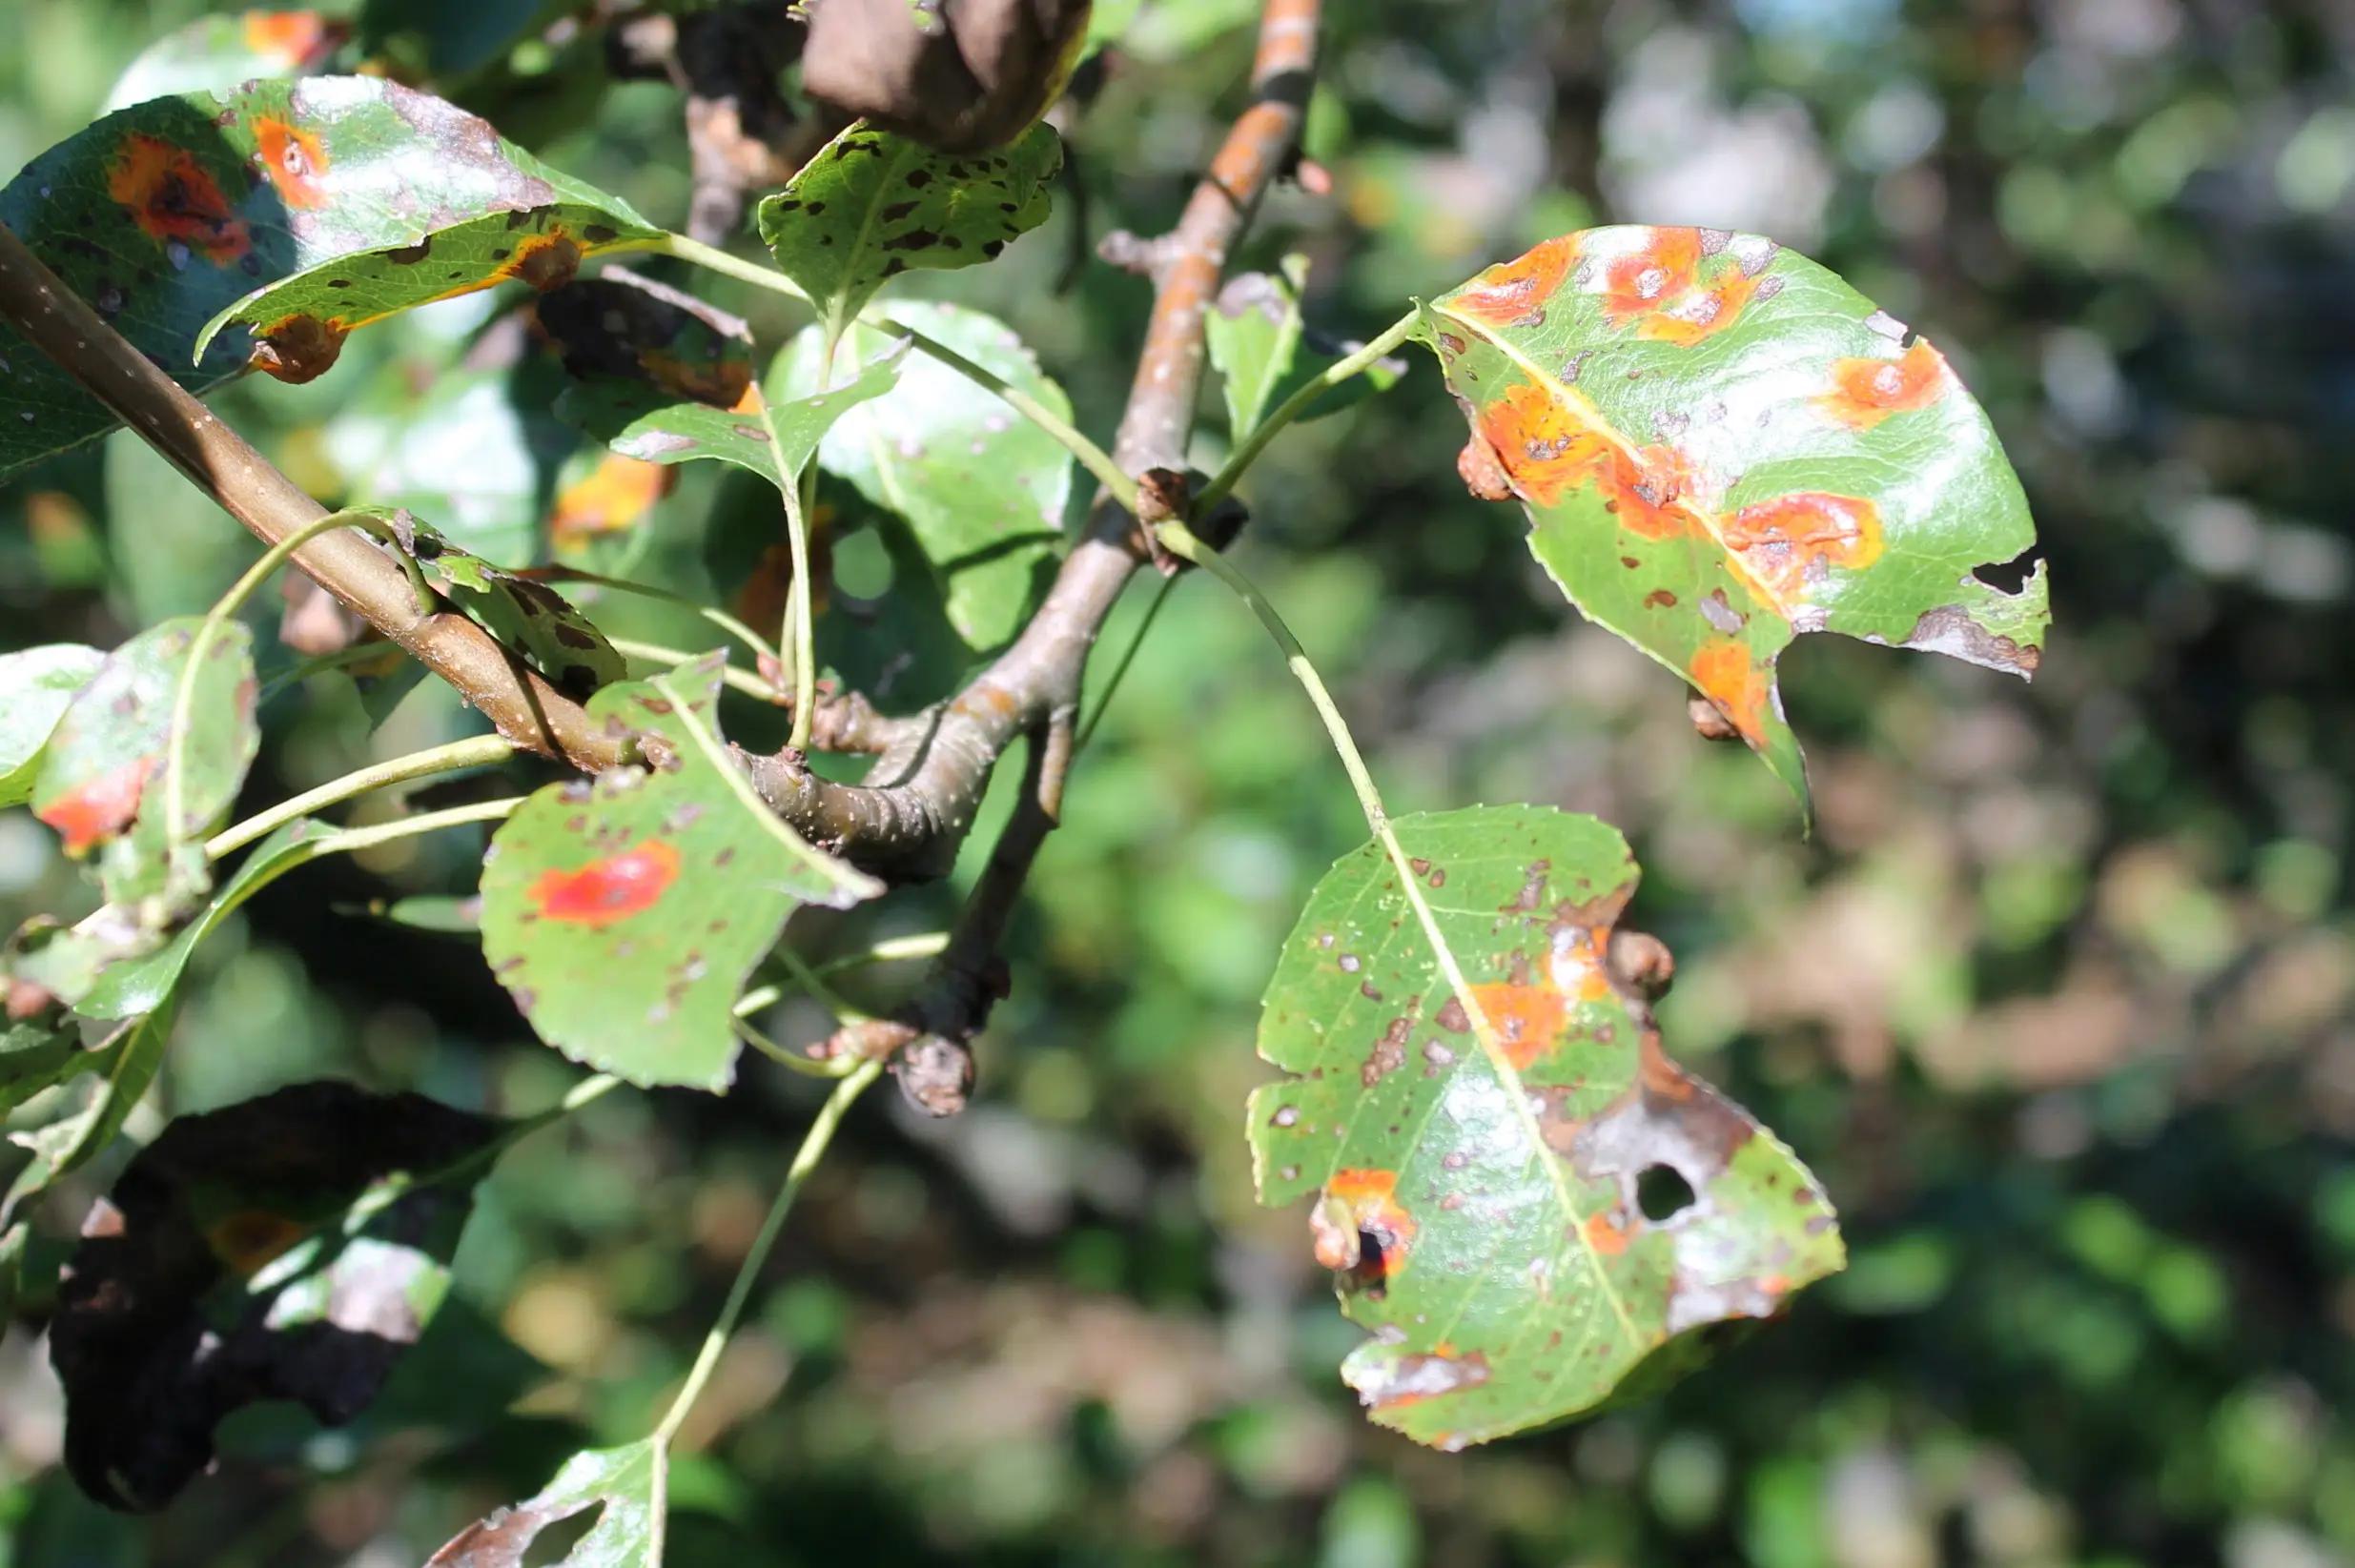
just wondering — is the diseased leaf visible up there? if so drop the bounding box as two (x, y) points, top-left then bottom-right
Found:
(479, 655), (884, 1090)
(778, 302), (1068, 649)
(1422, 227), (2047, 807)
(0, 644), (106, 807)
(31, 619), (259, 922)
(377, 511), (625, 698)
(1250, 805), (1844, 1448)
(425, 1439), (661, 1567)
(103, 10), (347, 112)
(560, 333), (910, 494)
(48, 1080), (503, 1512)
(755, 120), (1060, 330)
(0, 1000), (176, 1231)
(537, 269), (757, 412)
(1208, 257), (1403, 440)
(2, 78), (657, 477)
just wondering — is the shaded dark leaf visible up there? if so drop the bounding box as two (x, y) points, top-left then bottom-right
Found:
(802, 0), (1092, 153)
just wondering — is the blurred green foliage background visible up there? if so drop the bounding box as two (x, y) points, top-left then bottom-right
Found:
(4, 1), (2353, 1564)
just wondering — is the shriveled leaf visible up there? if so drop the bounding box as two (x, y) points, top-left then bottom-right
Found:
(1423, 227), (2047, 807)
(0, 1000), (176, 1231)
(1207, 257), (1403, 440)
(425, 1439), (661, 1567)
(48, 1080), (502, 1511)
(103, 10), (347, 112)
(479, 656), (883, 1090)
(560, 333), (910, 494)
(779, 302), (1067, 649)
(31, 619), (259, 919)
(190, 77), (661, 377)
(1, 79), (654, 477)
(1251, 805), (1843, 1448)
(378, 511), (625, 697)
(0, 644), (106, 807)
(755, 120), (1060, 330)
(537, 269), (757, 412)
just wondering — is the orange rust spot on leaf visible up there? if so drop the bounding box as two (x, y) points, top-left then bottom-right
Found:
(1470, 982), (1568, 1070)
(106, 132), (249, 264)
(551, 454), (674, 545)
(1584, 1209), (1631, 1255)
(1595, 443), (1705, 541)
(728, 380), (768, 416)
(1598, 228), (1702, 322)
(1448, 235), (1579, 327)
(1638, 266), (1760, 347)
(205, 1208), (312, 1277)
(639, 349), (752, 409)
(1474, 382), (1610, 507)
(251, 312), (347, 383)
(1819, 338), (1951, 431)
(37, 758), (151, 855)
(242, 10), (336, 66)
(499, 231), (583, 294)
(1320, 1168), (1418, 1279)
(1353, 1347), (1493, 1411)
(254, 115), (331, 209)
(1456, 431), (1515, 502)
(527, 838), (682, 928)
(1688, 640), (1769, 745)
(1723, 491), (1884, 602)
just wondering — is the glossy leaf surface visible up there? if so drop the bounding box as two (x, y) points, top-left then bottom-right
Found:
(1, 78), (655, 477)
(425, 1439), (661, 1566)
(1423, 227), (2047, 804)
(0, 644), (105, 807)
(48, 1080), (502, 1511)
(1250, 805), (1844, 1448)
(780, 302), (1069, 649)
(756, 121), (1060, 328)
(479, 656), (883, 1090)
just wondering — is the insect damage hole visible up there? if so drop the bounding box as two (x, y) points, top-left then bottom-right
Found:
(1637, 1164), (1696, 1222)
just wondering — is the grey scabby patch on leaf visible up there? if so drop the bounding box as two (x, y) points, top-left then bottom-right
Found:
(425, 1439), (662, 1567)
(1422, 226), (2047, 811)
(0, 644), (106, 807)
(478, 655), (883, 1090)
(559, 333), (909, 498)
(30, 618), (258, 921)
(777, 302), (1068, 649)
(755, 120), (1060, 328)
(48, 1079), (503, 1512)
(1249, 804), (1844, 1449)
(377, 510), (625, 698)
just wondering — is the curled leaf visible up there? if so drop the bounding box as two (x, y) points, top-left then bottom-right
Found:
(425, 1439), (661, 1566)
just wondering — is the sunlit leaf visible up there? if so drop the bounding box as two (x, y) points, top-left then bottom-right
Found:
(1422, 227), (2047, 807)
(0, 644), (106, 807)
(779, 302), (1069, 649)
(560, 334), (910, 494)
(425, 1439), (662, 1566)
(2, 78), (657, 478)
(48, 1080), (503, 1511)
(1250, 804), (1844, 1448)
(755, 121), (1060, 330)
(479, 655), (884, 1090)
(102, 10), (347, 112)
(0, 1222), (24, 1321)
(379, 511), (625, 697)
(0, 1000), (176, 1231)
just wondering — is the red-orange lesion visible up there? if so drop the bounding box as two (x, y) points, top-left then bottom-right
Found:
(526, 838), (682, 928)
(1638, 266), (1761, 347)
(1584, 1209), (1631, 1256)
(1470, 982), (1571, 1070)
(1722, 491), (1884, 604)
(1448, 235), (1580, 327)
(36, 757), (151, 856)
(1473, 382), (1609, 507)
(496, 230), (583, 292)
(1818, 338), (1952, 430)
(1688, 639), (1771, 745)
(253, 115), (331, 209)
(106, 132), (250, 264)
(1320, 1168), (1419, 1279)
(551, 454), (674, 546)
(1594, 442), (1706, 541)
(1598, 228), (1703, 322)
(241, 10), (335, 66)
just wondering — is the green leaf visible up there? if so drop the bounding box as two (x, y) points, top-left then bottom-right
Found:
(1209, 258), (1405, 440)
(1, 1008), (97, 1118)
(560, 333), (910, 493)
(425, 1439), (662, 1566)
(1, 77), (657, 478)
(779, 302), (1069, 649)
(1250, 804), (1844, 1449)
(0, 644), (106, 807)
(0, 1221), (24, 1322)
(0, 999), (176, 1231)
(103, 10), (347, 112)
(380, 512), (626, 698)
(47, 1079), (503, 1511)
(1422, 227), (2047, 808)
(755, 120), (1061, 330)
(31, 618), (259, 917)
(479, 655), (884, 1090)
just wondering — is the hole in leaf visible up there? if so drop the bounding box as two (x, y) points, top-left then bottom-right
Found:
(1972, 548), (2041, 595)
(1637, 1164), (1695, 1222)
